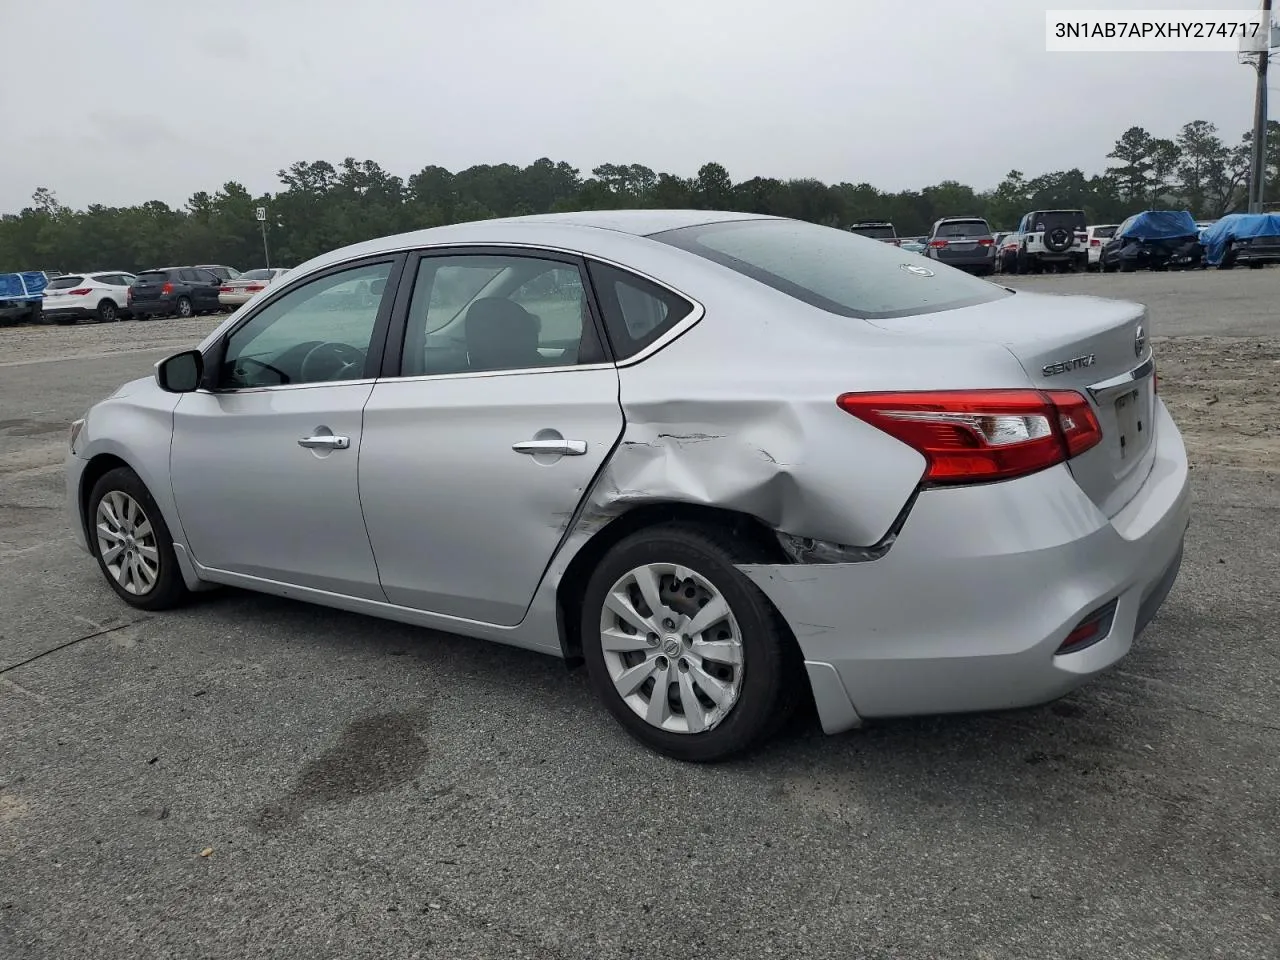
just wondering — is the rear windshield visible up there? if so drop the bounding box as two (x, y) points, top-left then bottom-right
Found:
(934, 220), (990, 238)
(654, 218), (1011, 319)
(45, 276), (85, 289)
(1092, 226), (1117, 239)
(1032, 211), (1086, 231)
(135, 272), (168, 283)
(241, 269), (274, 280)
(849, 224), (895, 239)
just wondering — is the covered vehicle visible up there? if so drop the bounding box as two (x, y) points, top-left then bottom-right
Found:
(1200, 213), (1280, 269)
(0, 271), (49, 326)
(1099, 211), (1203, 272)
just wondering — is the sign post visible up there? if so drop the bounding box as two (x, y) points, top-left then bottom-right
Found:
(256, 207), (270, 268)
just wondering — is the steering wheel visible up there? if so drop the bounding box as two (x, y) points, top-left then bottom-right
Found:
(299, 341), (366, 382)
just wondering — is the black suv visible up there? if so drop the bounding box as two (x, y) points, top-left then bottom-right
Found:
(127, 267), (224, 319)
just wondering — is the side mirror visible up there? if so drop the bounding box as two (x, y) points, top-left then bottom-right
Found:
(156, 349), (204, 393)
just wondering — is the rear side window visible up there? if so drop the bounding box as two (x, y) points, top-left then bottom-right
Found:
(654, 219), (1010, 320)
(586, 262), (694, 360)
(934, 220), (990, 238)
(46, 275), (86, 289)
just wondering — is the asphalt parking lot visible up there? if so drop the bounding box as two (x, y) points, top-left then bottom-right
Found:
(2, 270), (1277, 959)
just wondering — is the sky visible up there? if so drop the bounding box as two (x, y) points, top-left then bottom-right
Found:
(0, 0), (1272, 213)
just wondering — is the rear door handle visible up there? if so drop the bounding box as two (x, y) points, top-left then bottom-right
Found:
(512, 439), (587, 456)
(298, 434), (350, 450)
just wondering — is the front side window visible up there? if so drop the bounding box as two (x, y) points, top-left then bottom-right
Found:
(654, 218), (1010, 320)
(400, 254), (601, 376)
(219, 261), (392, 389)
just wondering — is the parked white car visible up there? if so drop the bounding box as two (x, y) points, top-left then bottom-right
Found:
(1087, 225), (1120, 270)
(42, 271), (137, 324)
(218, 268), (291, 309)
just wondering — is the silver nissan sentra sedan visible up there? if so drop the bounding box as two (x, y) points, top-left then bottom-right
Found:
(65, 211), (1190, 762)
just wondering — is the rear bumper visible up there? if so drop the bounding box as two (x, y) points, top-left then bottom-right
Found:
(932, 251), (995, 268)
(128, 297), (176, 315)
(739, 399), (1191, 734)
(42, 305), (96, 320)
(218, 292), (252, 307)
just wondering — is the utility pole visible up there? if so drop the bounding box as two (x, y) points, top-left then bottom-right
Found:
(1247, 0), (1272, 212)
(256, 204), (271, 268)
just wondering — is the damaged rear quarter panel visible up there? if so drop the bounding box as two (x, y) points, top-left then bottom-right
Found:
(563, 270), (1040, 551)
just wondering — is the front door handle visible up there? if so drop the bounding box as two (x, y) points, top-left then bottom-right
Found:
(512, 439), (587, 456)
(298, 434), (350, 450)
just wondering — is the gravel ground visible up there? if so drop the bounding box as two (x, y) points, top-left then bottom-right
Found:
(1, 271), (1277, 960)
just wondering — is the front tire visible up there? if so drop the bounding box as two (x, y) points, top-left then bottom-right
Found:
(88, 467), (189, 611)
(580, 524), (799, 762)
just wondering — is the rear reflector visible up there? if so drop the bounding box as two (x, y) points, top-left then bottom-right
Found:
(1056, 599), (1118, 654)
(836, 389), (1103, 484)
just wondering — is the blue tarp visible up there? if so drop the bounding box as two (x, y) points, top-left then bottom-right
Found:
(1116, 210), (1199, 242)
(1200, 213), (1280, 265)
(0, 271), (48, 302)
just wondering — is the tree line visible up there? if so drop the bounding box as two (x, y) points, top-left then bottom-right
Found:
(2, 119), (1277, 274)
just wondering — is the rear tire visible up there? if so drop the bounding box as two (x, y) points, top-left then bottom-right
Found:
(87, 467), (190, 611)
(97, 300), (118, 323)
(580, 523), (800, 762)
(176, 296), (193, 318)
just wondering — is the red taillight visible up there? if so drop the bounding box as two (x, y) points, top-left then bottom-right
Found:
(161, 282), (174, 295)
(244, 284), (264, 292)
(66, 288), (93, 295)
(1090, 238), (1101, 246)
(220, 285), (232, 293)
(977, 238), (995, 247)
(126, 288), (133, 303)
(928, 239), (948, 248)
(836, 389), (1103, 485)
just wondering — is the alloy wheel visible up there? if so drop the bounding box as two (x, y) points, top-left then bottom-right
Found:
(95, 490), (160, 595)
(598, 562), (744, 734)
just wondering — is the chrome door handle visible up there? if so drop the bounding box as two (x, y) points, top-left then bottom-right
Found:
(512, 439), (587, 456)
(298, 434), (350, 450)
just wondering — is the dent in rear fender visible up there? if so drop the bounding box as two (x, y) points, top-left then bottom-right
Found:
(569, 396), (928, 548)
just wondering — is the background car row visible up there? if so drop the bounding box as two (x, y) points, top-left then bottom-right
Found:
(30, 264), (292, 324)
(853, 210), (1280, 275)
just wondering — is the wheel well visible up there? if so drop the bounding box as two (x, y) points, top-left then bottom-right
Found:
(78, 454), (131, 536)
(554, 502), (790, 666)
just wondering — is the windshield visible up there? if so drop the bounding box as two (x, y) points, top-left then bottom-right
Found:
(134, 272), (168, 283)
(849, 224), (895, 239)
(934, 220), (990, 238)
(1092, 226), (1117, 239)
(654, 218), (1011, 319)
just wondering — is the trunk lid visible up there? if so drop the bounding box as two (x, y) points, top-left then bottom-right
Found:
(865, 290), (1156, 518)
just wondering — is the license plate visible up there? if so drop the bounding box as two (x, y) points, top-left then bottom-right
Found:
(1115, 389), (1140, 459)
